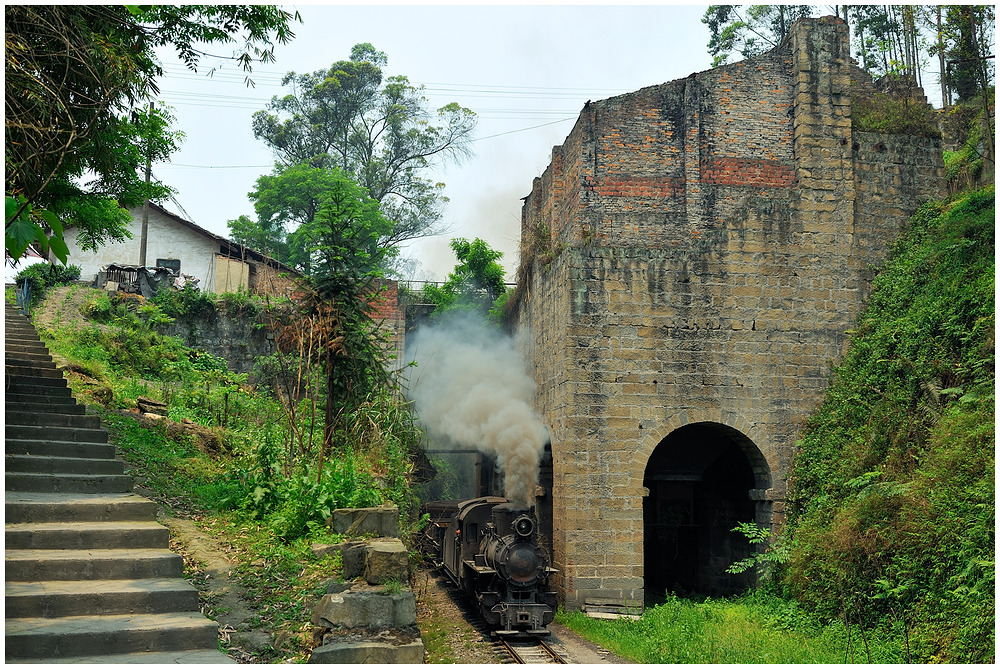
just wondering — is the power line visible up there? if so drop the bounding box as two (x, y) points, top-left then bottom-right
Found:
(155, 114), (573, 170)
(157, 163), (273, 169)
(472, 118), (576, 142)
(157, 64), (630, 102)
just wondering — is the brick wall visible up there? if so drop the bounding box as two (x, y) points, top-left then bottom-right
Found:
(366, 279), (406, 372)
(515, 17), (945, 612)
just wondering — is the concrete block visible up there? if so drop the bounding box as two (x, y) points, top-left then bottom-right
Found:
(364, 539), (409, 586)
(308, 638), (424, 664)
(311, 591), (417, 629)
(341, 542), (368, 580)
(332, 505), (399, 538)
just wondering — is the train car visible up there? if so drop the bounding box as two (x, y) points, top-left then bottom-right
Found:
(423, 497), (557, 637)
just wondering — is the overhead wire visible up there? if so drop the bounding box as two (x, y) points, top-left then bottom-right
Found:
(152, 64), (597, 169)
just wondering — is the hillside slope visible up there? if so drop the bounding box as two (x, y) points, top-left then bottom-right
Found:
(784, 186), (995, 662)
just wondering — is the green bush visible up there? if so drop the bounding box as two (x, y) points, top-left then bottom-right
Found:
(785, 187), (994, 662)
(217, 438), (384, 540)
(14, 263), (81, 306)
(151, 284), (216, 319)
(852, 91), (941, 138)
(218, 289), (263, 318)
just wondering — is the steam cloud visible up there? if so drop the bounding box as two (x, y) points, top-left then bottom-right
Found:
(405, 315), (547, 507)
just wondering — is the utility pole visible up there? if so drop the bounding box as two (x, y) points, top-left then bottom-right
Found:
(139, 100), (153, 267)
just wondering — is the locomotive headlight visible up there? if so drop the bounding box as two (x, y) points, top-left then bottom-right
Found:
(513, 514), (534, 538)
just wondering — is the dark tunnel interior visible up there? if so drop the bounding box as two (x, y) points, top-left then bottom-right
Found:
(642, 422), (765, 601)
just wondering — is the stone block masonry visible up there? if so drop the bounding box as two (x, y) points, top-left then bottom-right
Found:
(515, 17), (944, 612)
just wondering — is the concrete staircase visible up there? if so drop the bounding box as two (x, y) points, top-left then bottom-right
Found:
(5, 302), (232, 663)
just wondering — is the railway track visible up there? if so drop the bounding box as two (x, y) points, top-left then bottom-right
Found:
(422, 565), (567, 664)
(498, 637), (566, 664)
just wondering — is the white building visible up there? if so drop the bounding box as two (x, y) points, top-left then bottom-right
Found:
(58, 202), (294, 296)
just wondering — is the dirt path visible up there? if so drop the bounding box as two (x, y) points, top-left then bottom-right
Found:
(159, 513), (277, 663)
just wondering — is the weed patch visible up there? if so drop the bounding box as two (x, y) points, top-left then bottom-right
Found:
(785, 187), (995, 662)
(557, 591), (905, 663)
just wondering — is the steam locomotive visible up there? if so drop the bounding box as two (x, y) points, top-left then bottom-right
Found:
(422, 496), (558, 636)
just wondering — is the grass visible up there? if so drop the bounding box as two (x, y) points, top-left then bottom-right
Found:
(557, 591), (907, 663)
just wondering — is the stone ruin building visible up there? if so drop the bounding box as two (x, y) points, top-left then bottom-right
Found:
(512, 17), (946, 613)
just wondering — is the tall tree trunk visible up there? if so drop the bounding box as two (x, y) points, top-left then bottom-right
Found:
(319, 353), (335, 481)
(937, 6), (950, 106)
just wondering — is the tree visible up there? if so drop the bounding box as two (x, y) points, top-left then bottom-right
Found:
(227, 214), (287, 260)
(269, 168), (398, 460)
(943, 5), (995, 102)
(5, 5), (299, 263)
(251, 44), (477, 247)
(424, 237), (508, 319)
(844, 5), (925, 83)
(702, 5), (814, 66)
(290, 169), (397, 291)
(239, 162), (379, 275)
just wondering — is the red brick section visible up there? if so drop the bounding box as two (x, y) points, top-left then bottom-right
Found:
(700, 157), (796, 188)
(365, 280), (401, 322)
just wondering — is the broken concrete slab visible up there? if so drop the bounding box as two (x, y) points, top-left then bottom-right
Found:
(363, 538), (409, 586)
(311, 590), (416, 629)
(307, 638), (424, 664)
(331, 504), (399, 538)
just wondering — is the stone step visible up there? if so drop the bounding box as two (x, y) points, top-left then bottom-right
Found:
(5, 410), (102, 429)
(12, 648), (234, 664)
(4, 363), (63, 379)
(4, 334), (42, 343)
(5, 492), (157, 524)
(5, 324), (40, 335)
(4, 384), (74, 400)
(5, 374), (68, 389)
(6, 520), (169, 550)
(6, 471), (134, 494)
(6, 424), (109, 444)
(6, 399), (85, 414)
(6, 410), (102, 429)
(4, 339), (44, 348)
(6, 453), (126, 476)
(4, 611), (220, 660)
(4, 347), (51, 360)
(6, 438), (117, 460)
(6, 578), (200, 619)
(5, 333), (48, 344)
(5, 352), (56, 365)
(6, 390), (77, 402)
(5, 548), (183, 581)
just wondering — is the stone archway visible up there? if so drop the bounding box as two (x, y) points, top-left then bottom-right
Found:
(641, 422), (771, 601)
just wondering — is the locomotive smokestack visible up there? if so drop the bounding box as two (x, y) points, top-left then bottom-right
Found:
(405, 314), (547, 507)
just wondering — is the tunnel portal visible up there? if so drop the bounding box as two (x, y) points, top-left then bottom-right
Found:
(642, 422), (770, 601)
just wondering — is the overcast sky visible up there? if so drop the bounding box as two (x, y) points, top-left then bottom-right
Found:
(149, 3), (719, 282)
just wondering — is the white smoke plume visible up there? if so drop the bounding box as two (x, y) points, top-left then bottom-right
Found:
(405, 315), (547, 507)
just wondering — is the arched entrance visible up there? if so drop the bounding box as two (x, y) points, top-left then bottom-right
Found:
(642, 422), (771, 600)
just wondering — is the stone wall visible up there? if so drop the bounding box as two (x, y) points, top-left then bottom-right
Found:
(514, 17), (945, 612)
(159, 309), (274, 377)
(159, 281), (407, 379)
